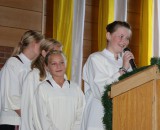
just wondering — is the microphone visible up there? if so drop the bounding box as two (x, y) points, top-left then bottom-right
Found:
(123, 48), (137, 70)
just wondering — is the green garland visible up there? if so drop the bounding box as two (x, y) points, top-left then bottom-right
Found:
(101, 57), (160, 130)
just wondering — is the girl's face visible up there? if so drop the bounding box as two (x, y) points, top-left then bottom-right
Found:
(107, 27), (131, 54)
(47, 54), (66, 78)
(32, 41), (41, 59)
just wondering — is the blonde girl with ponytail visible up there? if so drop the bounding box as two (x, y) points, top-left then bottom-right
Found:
(0, 30), (44, 130)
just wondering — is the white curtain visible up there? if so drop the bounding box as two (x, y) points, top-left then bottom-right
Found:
(114, 0), (127, 21)
(71, 0), (85, 87)
(153, 0), (160, 57)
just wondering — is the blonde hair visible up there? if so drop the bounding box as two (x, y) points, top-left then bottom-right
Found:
(45, 50), (67, 66)
(47, 38), (63, 49)
(12, 30), (44, 56)
(31, 38), (62, 81)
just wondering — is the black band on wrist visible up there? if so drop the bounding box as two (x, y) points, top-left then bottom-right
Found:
(119, 67), (127, 73)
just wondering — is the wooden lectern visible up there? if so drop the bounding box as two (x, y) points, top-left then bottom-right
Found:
(110, 65), (160, 130)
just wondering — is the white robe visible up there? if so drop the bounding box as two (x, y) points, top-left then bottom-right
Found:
(20, 68), (51, 130)
(81, 49), (132, 130)
(0, 53), (31, 125)
(33, 78), (85, 130)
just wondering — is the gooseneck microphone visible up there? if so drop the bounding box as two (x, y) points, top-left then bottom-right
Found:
(123, 48), (137, 70)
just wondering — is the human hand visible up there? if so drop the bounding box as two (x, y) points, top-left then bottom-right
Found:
(122, 51), (134, 70)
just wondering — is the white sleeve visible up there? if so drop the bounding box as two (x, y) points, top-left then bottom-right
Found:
(84, 55), (120, 99)
(72, 86), (85, 130)
(34, 85), (59, 130)
(21, 71), (38, 130)
(1, 63), (23, 110)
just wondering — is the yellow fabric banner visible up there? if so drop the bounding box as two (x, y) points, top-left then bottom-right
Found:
(139, 0), (153, 66)
(53, 0), (73, 79)
(98, 0), (114, 51)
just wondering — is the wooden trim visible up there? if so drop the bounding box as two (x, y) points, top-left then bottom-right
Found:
(111, 65), (159, 98)
(44, 0), (53, 37)
(41, 0), (45, 34)
(152, 79), (157, 130)
(157, 80), (160, 129)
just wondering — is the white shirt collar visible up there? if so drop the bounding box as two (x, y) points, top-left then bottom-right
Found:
(19, 53), (32, 65)
(49, 77), (70, 89)
(102, 49), (121, 60)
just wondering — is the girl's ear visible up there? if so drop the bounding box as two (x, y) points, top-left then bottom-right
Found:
(41, 50), (47, 57)
(45, 64), (49, 72)
(106, 32), (111, 41)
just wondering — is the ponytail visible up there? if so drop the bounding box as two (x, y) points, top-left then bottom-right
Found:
(12, 30), (44, 56)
